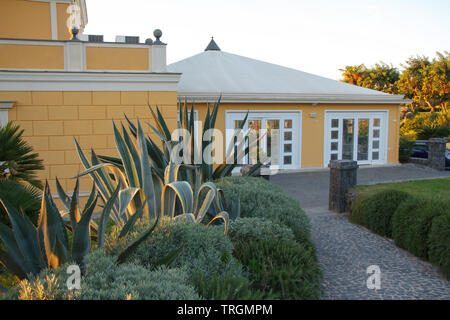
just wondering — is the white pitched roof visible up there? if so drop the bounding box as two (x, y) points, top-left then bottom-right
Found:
(168, 49), (406, 104)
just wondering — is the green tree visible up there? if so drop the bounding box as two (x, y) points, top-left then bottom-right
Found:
(339, 62), (400, 94)
(398, 52), (449, 113)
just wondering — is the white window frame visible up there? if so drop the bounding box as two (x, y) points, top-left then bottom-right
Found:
(323, 110), (389, 167)
(225, 110), (302, 170)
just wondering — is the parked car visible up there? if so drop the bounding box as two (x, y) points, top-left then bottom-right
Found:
(411, 140), (450, 168)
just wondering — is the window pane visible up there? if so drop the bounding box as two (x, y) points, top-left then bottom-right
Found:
(284, 155), (292, 165)
(248, 120), (261, 164)
(331, 142), (338, 151)
(284, 120), (292, 129)
(331, 119), (339, 128)
(266, 120), (280, 159)
(331, 130), (338, 140)
(284, 144), (292, 153)
(372, 152), (379, 160)
(373, 118), (380, 127)
(373, 129), (380, 138)
(284, 131), (292, 141)
(357, 119), (369, 161)
(331, 153), (338, 161)
(372, 140), (379, 149)
(343, 119), (354, 160)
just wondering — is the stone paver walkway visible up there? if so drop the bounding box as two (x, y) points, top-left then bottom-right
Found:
(271, 164), (450, 300)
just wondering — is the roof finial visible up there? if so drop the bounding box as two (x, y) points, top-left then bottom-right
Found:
(205, 37), (221, 51)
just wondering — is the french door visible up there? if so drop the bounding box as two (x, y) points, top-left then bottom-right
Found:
(226, 111), (301, 170)
(324, 111), (388, 166)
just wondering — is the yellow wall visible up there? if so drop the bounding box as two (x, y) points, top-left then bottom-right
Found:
(0, 44), (65, 69)
(194, 102), (401, 168)
(57, 2), (72, 40)
(2, 90), (178, 193)
(0, 0), (52, 39)
(86, 47), (149, 71)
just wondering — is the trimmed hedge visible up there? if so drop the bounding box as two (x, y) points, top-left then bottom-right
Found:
(350, 189), (411, 237)
(392, 198), (450, 261)
(428, 212), (450, 279)
(233, 238), (322, 300)
(107, 218), (243, 280)
(215, 176), (311, 243)
(229, 217), (295, 244)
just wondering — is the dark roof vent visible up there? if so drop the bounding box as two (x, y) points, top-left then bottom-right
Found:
(88, 35), (104, 43)
(205, 37), (220, 51)
(125, 36), (140, 44)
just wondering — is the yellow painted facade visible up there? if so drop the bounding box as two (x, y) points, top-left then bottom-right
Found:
(86, 47), (149, 71)
(0, 0), (402, 199)
(196, 103), (400, 168)
(1, 90), (178, 192)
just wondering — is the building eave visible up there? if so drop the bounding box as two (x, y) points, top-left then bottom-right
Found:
(176, 92), (411, 105)
(0, 70), (181, 92)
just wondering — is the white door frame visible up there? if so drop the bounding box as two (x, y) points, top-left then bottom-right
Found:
(225, 110), (302, 170)
(323, 110), (389, 167)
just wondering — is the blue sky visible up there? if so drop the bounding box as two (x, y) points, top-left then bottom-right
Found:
(84, 0), (450, 80)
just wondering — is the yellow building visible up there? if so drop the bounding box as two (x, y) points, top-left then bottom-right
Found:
(1, 0), (408, 196)
(0, 0), (180, 194)
(168, 39), (407, 170)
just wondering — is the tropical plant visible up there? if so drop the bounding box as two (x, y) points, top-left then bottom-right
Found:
(0, 180), (40, 227)
(0, 181), (95, 279)
(0, 122), (44, 190)
(75, 120), (230, 233)
(0, 176), (157, 279)
(97, 100), (264, 184)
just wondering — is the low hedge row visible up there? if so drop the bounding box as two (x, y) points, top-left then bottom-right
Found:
(350, 189), (450, 278)
(216, 177), (322, 300)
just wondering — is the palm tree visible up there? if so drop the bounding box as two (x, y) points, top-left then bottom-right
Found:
(0, 122), (44, 189)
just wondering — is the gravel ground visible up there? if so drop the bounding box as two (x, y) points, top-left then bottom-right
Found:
(271, 164), (450, 300)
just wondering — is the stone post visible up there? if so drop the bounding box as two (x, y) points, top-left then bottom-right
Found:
(428, 138), (447, 171)
(329, 160), (358, 213)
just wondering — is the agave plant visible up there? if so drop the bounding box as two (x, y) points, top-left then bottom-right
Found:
(0, 175), (158, 280)
(75, 119), (230, 233)
(97, 100), (264, 184)
(0, 181), (96, 279)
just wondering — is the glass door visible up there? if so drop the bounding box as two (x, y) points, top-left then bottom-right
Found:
(325, 112), (386, 166)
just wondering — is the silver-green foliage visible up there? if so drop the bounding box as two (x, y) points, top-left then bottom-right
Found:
(108, 218), (243, 279)
(215, 176), (311, 243)
(3, 250), (200, 300)
(229, 217), (295, 244)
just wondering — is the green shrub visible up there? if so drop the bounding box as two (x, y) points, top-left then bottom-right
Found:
(229, 217), (295, 244)
(107, 218), (243, 280)
(349, 192), (372, 226)
(215, 177), (311, 243)
(350, 189), (411, 237)
(192, 271), (265, 300)
(233, 239), (321, 300)
(427, 213), (450, 279)
(399, 138), (415, 163)
(400, 111), (450, 140)
(3, 250), (200, 300)
(392, 198), (450, 260)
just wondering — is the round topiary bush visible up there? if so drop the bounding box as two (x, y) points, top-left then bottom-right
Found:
(392, 198), (450, 260)
(107, 218), (243, 280)
(4, 250), (201, 300)
(215, 176), (311, 243)
(229, 217), (295, 244)
(427, 212), (450, 279)
(233, 238), (322, 300)
(350, 189), (411, 237)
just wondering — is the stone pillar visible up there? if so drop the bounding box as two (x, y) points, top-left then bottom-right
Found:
(428, 138), (447, 171)
(329, 160), (358, 213)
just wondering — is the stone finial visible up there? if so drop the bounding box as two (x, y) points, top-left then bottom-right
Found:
(153, 29), (164, 44)
(70, 27), (81, 41)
